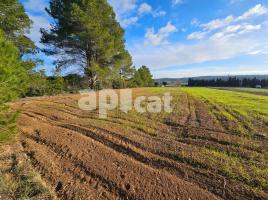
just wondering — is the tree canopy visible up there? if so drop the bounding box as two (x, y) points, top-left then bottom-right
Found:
(188, 77), (268, 88)
(41, 0), (134, 89)
(0, 0), (36, 57)
(130, 66), (154, 87)
(0, 31), (28, 103)
(0, 0), (36, 143)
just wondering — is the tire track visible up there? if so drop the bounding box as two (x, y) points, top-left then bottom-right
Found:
(20, 124), (222, 200)
(14, 92), (268, 200)
(21, 132), (135, 200)
(21, 110), (263, 199)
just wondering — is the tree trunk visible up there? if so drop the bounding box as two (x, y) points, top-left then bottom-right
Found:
(88, 71), (98, 90)
(85, 49), (98, 90)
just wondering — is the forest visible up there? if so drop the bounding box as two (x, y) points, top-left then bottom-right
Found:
(188, 77), (268, 88)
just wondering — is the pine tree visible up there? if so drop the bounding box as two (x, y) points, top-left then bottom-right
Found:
(0, 0), (36, 57)
(41, 0), (134, 89)
(129, 66), (154, 87)
(0, 30), (28, 143)
(138, 66), (154, 87)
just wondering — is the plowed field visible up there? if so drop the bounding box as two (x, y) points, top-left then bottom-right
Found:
(12, 88), (268, 200)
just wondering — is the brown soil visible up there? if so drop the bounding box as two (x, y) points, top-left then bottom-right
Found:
(11, 90), (267, 200)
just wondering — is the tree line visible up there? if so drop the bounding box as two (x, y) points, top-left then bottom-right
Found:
(188, 77), (268, 88)
(26, 65), (154, 96)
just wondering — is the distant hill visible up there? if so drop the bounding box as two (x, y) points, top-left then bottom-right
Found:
(155, 75), (268, 84)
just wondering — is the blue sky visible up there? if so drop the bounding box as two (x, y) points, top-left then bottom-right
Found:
(20, 0), (268, 78)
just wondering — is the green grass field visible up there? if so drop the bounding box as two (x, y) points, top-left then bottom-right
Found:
(146, 87), (268, 195)
(181, 87), (268, 117)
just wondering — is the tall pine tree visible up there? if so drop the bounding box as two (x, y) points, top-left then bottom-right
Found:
(41, 0), (134, 89)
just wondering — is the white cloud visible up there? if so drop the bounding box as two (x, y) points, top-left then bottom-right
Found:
(23, 0), (50, 46)
(130, 32), (265, 70)
(210, 23), (261, 40)
(109, 0), (137, 15)
(139, 4), (167, 18)
(200, 4), (268, 32)
(191, 18), (200, 26)
(145, 22), (177, 46)
(145, 30), (164, 46)
(110, 1), (168, 27)
(201, 15), (234, 31)
(236, 4), (268, 21)
(121, 17), (138, 28)
(188, 4), (267, 41)
(138, 3), (152, 15)
(248, 45), (268, 55)
(160, 22), (178, 33)
(172, 0), (183, 6)
(187, 31), (208, 40)
(223, 25), (242, 33)
(238, 24), (261, 34)
(229, 0), (244, 5)
(153, 10), (166, 17)
(108, 0), (138, 27)
(24, 0), (46, 13)
(27, 15), (51, 45)
(153, 66), (268, 78)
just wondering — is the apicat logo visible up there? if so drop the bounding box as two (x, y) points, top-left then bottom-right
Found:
(78, 89), (173, 118)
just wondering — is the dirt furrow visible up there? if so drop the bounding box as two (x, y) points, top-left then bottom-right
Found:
(18, 117), (222, 199)
(13, 91), (268, 200)
(20, 113), (257, 200)
(21, 133), (133, 200)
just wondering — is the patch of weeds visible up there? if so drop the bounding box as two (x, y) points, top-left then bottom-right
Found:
(199, 147), (268, 192)
(252, 167), (268, 190)
(174, 148), (211, 170)
(0, 128), (16, 144)
(201, 148), (250, 181)
(0, 108), (18, 144)
(0, 166), (52, 199)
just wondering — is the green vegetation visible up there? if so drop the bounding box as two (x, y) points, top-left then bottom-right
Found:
(0, 31), (28, 143)
(177, 87), (268, 192)
(120, 87), (267, 195)
(0, 0), (44, 143)
(129, 66), (154, 88)
(12, 87), (268, 198)
(181, 87), (268, 138)
(221, 87), (268, 96)
(0, 166), (51, 199)
(0, 1), (54, 198)
(41, 0), (134, 89)
(188, 76), (268, 88)
(181, 87), (268, 117)
(0, 0), (36, 57)
(26, 70), (65, 97)
(0, 0), (267, 198)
